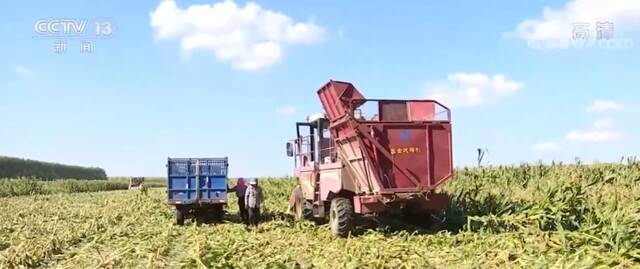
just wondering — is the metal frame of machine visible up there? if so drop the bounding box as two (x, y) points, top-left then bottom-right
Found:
(167, 157), (229, 225)
(287, 80), (453, 236)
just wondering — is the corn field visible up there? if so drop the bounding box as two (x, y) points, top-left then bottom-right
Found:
(0, 178), (168, 198)
(0, 160), (639, 268)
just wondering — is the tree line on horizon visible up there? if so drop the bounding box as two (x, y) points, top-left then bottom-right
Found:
(0, 156), (106, 180)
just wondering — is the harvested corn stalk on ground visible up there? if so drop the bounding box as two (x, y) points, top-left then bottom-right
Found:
(1, 160), (639, 268)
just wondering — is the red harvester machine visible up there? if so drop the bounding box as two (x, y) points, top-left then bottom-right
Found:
(286, 80), (453, 237)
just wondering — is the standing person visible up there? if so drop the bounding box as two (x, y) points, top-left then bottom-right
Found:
(228, 177), (248, 224)
(244, 178), (262, 227)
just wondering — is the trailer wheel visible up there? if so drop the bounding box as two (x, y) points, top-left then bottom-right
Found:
(211, 204), (224, 223)
(293, 187), (313, 220)
(175, 208), (185, 225)
(329, 197), (354, 237)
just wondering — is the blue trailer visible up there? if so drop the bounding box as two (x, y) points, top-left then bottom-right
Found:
(167, 157), (228, 225)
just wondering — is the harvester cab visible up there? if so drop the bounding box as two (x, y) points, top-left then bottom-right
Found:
(287, 80), (453, 237)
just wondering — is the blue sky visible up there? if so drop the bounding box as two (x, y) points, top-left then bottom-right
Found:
(1, 0), (639, 177)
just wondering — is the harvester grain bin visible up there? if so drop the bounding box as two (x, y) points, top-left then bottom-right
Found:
(286, 80), (453, 237)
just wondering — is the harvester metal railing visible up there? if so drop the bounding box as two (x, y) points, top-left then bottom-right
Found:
(294, 135), (314, 166)
(318, 145), (337, 164)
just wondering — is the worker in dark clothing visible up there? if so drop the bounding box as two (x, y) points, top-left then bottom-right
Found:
(228, 177), (248, 224)
(244, 178), (262, 227)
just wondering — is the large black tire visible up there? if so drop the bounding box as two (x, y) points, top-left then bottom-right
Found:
(195, 208), (208, 225)
(175, 208), (185, 225)
(211, 204), (224, 223)
(329, 197), (354, 237)
(293, 186), (313, 220)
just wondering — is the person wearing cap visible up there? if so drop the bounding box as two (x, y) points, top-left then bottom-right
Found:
(244, 178), (263, 227)
(228, 177), (248, 224)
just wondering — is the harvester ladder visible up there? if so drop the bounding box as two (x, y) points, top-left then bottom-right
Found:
(313, 173), (325, 217)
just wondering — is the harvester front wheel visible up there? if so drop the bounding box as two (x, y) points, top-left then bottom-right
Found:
(329, 197), (354, 237)
(293, 186), (313, 220)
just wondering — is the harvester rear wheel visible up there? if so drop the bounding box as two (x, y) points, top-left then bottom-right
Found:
(329, 197), (354, 237)
(293, 187), (313, 220)
(175, 208), (185, 225)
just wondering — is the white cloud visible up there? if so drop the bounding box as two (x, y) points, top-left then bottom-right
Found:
(14, 66), (32, 77)
(532, 141), (559, 151)
(425, 73), (523, 107)
(150, 0), (326, 70)
(492, 74), (522, 94)
(507, 0), (640, 49)
(586, 100), (623, 112)
(592, 117), (614, 129)
(276, 105), (296, 116)
(566, 116), (623, 143)
(566, 130), (621, 142)
(448, 73), (490, 85)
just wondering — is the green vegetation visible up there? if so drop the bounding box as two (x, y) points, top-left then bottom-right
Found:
(0, 160), (638, 268)
(0, 179), (128, 197)
(0, 177), (167, 198)
(108, 176), (167, 188)
(0, 156), (106, 180)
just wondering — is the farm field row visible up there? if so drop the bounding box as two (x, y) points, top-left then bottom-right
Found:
(1, 161), (639, 268)
(0, 177), (167, 198)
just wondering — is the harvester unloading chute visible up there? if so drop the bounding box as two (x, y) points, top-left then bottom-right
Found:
(317, 80), (366, 122)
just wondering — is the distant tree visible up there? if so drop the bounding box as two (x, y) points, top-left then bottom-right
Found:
(0, 156), (106, 180)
